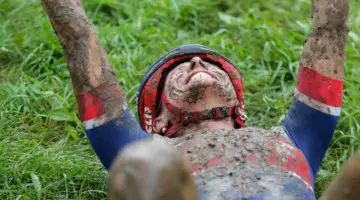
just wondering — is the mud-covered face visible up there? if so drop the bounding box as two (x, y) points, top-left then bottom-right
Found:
(163, 57), (237, 108)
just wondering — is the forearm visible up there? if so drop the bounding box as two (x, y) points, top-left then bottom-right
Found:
(297, 0), (348, 106)
(300, 0), (348, 80)
(41, 0), (126, 123)
(42, 0), (148, 169)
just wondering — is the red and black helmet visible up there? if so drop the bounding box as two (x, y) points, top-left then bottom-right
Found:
(137, 44), (246, 136)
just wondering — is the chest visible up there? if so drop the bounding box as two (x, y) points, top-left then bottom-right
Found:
(169, 127), (315, 199)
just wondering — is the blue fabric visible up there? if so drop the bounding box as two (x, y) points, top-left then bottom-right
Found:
(84, 97), (336, 199)
(85, 109), (149, 169)
(282, 98), (339, 180)
(196, 171), (316, 199)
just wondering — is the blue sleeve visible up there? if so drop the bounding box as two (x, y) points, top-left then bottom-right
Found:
(282, 98), (339, 180)
(85, 109), (149, 169)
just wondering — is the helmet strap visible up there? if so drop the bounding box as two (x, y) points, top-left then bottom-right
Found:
(158, 92), (240, 137)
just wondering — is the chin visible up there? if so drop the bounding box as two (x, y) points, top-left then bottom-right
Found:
(186, 77), (217, 89)
(181, 85), (234, 108)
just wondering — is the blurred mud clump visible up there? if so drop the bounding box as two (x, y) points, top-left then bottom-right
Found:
(108, 138), (198, 200)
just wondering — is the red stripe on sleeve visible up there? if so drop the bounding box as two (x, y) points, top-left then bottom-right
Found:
(76, 84), (124, 121)
(77, 92), (103, 121)
(296, 66), (343, 107)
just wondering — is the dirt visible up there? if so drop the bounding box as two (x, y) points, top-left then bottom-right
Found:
(41, 0), (126, 122)
(141, 0), (349, 197)
(41, 0), (90, 41)
(43, 0), (350, 198)
(160, 127), (314, 199)
(164, 60), (237, 105)
(109, 127), (315, 199)
(300, 0), (348, 80)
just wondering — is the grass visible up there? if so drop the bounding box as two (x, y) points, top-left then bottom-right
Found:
(0, 0), (359, 199)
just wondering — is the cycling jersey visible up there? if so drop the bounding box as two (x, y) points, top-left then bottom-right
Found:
(80, 65), (342, 199)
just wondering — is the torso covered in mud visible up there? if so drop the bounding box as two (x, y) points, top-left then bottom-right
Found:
(162, 127), (315, 200)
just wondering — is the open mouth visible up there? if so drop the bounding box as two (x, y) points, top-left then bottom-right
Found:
(184, 71), (216, 84)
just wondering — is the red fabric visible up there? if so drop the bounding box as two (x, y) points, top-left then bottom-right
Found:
(296, 66), (343, 107)
(139, 54), (245, 135)
(76, 84), (123, 122)
(77, 92), (103, 121)
(246, 137), (313, 186)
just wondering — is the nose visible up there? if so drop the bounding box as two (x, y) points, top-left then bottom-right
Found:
(190, 57), (206, 70)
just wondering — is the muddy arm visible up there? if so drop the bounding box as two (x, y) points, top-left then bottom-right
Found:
(300, 0), (348, 80)
(41, 0), (125, 121)
(282, 0), (348, 179)
(41, 0), (147, 169)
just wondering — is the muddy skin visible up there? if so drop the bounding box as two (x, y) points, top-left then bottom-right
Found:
(319, 150), (360, 200)
(170, 118), (235, 138)
(159, 127), (312, 199)
(171, 84), (207, 104)
(43, 0), (350, 199)
(108, 139), (198, 200)
(175, 78), (236, 104)
(110, 128), (304, 199)
(300, 0), (348, 81)
(41, 0), (126, 122)
(214, 82), (237, 101)
(115, 0), (349, 197)
(164, 60), (237, 105)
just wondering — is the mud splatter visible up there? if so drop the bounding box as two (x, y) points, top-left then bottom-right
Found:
(300, 0), (348, 80)
(164, 59), (237, 105)
(213, 81), (237, 101)
(41, 0), (126, 122)
(160, 127), (314, 199)
(184, 84), (207, 104)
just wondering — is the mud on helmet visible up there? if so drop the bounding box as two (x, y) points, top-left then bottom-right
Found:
(137, 44), (246, 137)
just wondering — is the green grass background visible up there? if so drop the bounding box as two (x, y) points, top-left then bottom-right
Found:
(0, 0), (359, 199)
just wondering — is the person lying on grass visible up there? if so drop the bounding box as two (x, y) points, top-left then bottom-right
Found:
(41, 0), (348, 199)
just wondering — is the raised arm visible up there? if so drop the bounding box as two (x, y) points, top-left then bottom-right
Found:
(41, 0), (147, 169)
(282, 0), (348, 181)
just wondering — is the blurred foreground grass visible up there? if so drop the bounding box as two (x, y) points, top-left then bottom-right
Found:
(0, 0), (360, 199)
